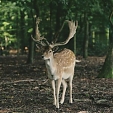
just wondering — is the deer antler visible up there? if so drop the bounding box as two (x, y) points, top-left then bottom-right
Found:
(31, 18), (50, 46)
(50, 20), (78, 48)
(32, 19), (78, 48)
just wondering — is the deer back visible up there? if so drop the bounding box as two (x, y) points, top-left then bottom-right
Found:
(54, 48), (75, 68)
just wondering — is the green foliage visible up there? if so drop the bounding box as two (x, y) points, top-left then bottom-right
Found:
(0, 1), (18, 48)
(0, 0), (112, 57)
(28, 28), (33, 33)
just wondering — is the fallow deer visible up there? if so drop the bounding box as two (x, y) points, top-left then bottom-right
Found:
(32, 18), (78, 108)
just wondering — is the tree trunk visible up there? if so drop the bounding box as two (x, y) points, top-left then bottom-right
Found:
(20, 10), (25, 54)
(83, 13), (89, 58)
(98, 10), (113, 78)
(27, 36), (34, 63)
(49, 2), (52, 42)
(56, 3), (60, 31)
(16, 11), (20, 55)
(98, 42), (113, 78)
(74, 34), (76, 54)
(27, 0), (39, 63)
(27, 13), (35, 64)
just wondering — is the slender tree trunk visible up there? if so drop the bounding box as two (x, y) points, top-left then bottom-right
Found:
(98, 10), (113, 78)
(27, 0), (39, 63)
(48, 1), (53, 42)
(16, 11), (20, 55)
(27, 20), (35, 63)
(98, 42), (113, 78)
(83, 13), (89, 58)
(56, 4), (60, 31)
(27, 36), (34, 63)
(27, 11), (35, 64)
(20, 10), (25, 54)
(74, 34), (76, 54)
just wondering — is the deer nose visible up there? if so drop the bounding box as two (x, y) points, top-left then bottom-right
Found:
(42, 55), (44, 59)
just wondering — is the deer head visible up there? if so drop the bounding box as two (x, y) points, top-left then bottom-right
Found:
(42, 46), (53, 60)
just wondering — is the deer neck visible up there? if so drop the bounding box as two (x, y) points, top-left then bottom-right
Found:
(46, 55), (56, 67)
(45, 55), (57, 75)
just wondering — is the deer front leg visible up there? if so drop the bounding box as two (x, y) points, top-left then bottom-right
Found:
(60, 79), (67, 104)
(69, 76), (73, 103)
(56, 78), (62, 108)
(51, 80), (56, 106)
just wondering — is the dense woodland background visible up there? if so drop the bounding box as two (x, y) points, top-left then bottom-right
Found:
(0, 0), (112, 55)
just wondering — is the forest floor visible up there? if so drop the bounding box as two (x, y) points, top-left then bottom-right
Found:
(0, 54), (113, 113)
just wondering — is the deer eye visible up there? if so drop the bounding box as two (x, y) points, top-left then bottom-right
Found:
(49, 50), (52, 53)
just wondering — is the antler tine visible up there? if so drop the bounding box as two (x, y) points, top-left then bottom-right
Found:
(50, 20), (78, 48)
(67, 20), (78, 41)
(31, 17), (50, 46)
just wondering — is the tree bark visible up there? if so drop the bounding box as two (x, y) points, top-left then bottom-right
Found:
(27, 0), (39, 63)
(83, 13), (89, 58)
(20, 10), (25, 54)
(74, 34), (76, 54)
(98, 10), (113, 78)
(98, 42), (113, 78)
(27, 36), (34, 63)
(56, 3), (60, 31)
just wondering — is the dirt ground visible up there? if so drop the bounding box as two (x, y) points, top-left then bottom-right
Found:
(0, 55), (113, 113)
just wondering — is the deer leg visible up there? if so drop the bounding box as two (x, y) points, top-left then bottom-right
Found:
(52, 80), (56, 106)
(69, 75), (74, 103)
(56, 78), (62, 108)
(60, 79), (67, 104)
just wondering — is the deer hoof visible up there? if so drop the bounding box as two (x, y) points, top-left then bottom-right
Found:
(60, 99), (64, 104)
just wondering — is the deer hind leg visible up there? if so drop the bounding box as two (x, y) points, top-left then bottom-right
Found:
(60, 79), (67, 104)
(52, 80), (56, 106)
(56, 78), (62, 108)
(69, 75), (74, 103)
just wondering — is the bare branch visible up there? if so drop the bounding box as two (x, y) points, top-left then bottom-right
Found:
(50, 20), (78, 48)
